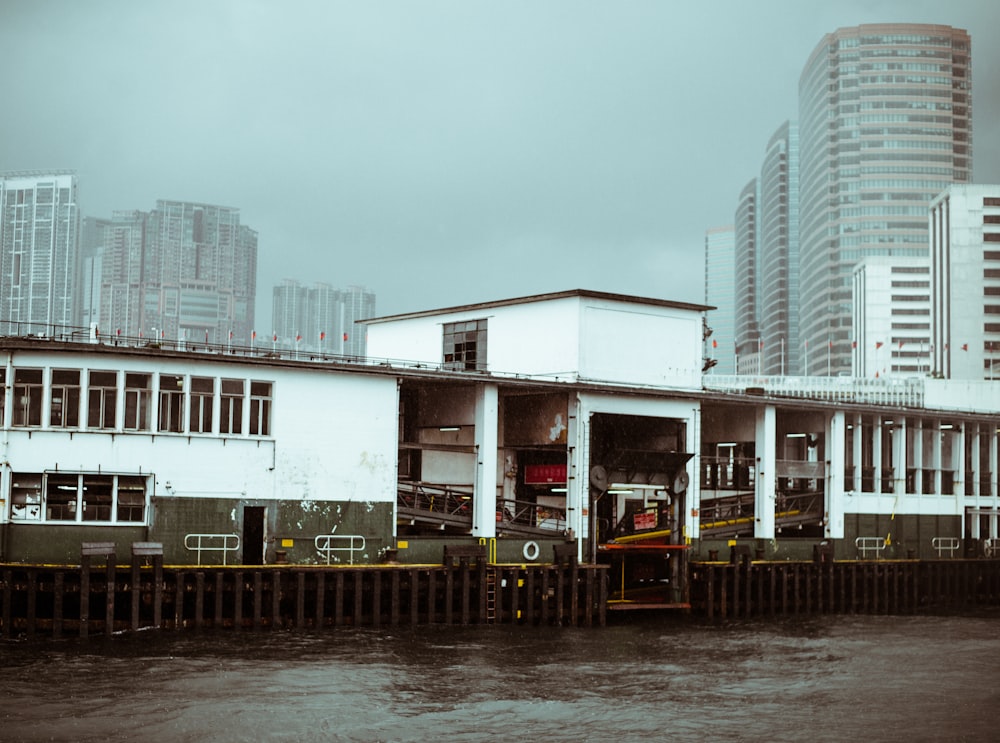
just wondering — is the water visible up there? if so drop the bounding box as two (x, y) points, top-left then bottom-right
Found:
(2, 613), (997, 742)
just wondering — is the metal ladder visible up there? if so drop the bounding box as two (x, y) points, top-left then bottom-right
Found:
(485, 568), (497, 623)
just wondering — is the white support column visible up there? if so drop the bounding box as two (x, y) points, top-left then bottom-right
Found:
(565, 395), (584, 560)
(851, 413), (863, 493)
(873, 417), (883, 495)
(755, 405), (776, 539)
(687, 405), (701, 545)
(472, 382), (499, 539)
(893, 418), (907, 497)
(826, 411), (846, 539)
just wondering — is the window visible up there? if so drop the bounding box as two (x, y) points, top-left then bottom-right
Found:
(82, 475), (113, 521)
(13, 369), (43, 426)
(11, 473), (147, 524)
(116, 476), (146, 522)
(50, 370), (80, 427)
(124, 373), (151, 431)
(46, 474), (79, 521)
(87, 371), (118, 429)
(10, 474), (42, 521)
(443, 319), (487, 371)
(189, 377), (214, 433)
(249, 381), (272, 436)
(220, 378), (243, 434)
(159, 374), (184, 432)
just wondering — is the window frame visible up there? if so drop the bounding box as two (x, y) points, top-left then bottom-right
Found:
(87, 370), (119, 430)
(12, 368), (44, 427)
(442, 319), (488, 371)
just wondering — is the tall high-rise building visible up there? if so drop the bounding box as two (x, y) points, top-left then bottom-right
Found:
(79, 215), (111, 329)
(271, 280), (374, 356)
(931, 185), (1000, 379)
(758, 122), (800, 376)
(798, 24), (972, 375)
(704, 225), (736, 374)
(0, 172), (79, 334)
(341, 285), (375, 358)
(98, 200), (257, 343)
(734, 178), (760, 374)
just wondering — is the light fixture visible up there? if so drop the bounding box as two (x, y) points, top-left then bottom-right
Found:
(550, 487), (567, 493)
(438, 426), (460, 432)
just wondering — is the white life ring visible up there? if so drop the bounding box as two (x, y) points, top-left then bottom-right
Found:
(522, 541), (540, 561)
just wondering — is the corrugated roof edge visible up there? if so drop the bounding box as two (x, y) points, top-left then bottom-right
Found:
(360, 289), (714, 325)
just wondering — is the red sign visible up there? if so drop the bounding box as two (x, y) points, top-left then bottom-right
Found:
(633, 511), (657, 531)
(524, 464), (567, 485)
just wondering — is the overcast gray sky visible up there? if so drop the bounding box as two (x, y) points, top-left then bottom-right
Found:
(2, 0), (998, 324)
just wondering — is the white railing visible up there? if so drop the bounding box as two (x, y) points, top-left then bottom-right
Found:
(314, 533), (366, 565)
(703, 374), (924, 407)
(184, 533), (241, 565)
(932, 536), (960, 558)
(984, 538), (999, 558)
(855, 536), (886, 559)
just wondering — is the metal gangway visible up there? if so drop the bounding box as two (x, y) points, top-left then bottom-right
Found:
(397, 481), (474, 531)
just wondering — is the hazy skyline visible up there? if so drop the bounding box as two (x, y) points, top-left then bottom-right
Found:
(3, 0), (998, 324)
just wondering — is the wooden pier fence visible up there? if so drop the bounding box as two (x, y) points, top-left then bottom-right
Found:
(0, 547), (607, 638)
(691, 558), (1000, 620)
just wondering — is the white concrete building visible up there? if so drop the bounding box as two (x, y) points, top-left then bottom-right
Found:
(931, 184), (1000, 379)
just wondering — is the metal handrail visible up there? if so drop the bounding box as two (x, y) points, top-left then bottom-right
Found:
(397, 481), (473, 518)
(314, 533), (366, 565)
(932, 536), (960, 558)
(184, 533), (240, 565)
(984, 538), (999, 558)
(496, 497), (567, 531)
(855, 536), (886, 559)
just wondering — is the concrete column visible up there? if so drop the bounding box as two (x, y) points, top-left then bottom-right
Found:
(873, 417), (883, 495)
(472, 382), (498, 539)
(893, 417), (907, 497)
(566, 395), (584, 562)
(851, 413), (863, 493)
(826, 411), (846, 539)
(754, 405), (776, 539)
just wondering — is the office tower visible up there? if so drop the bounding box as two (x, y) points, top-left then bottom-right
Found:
(798, 24), (972, 375)
(98, 200), (257, 343)
(0, 172), (79, 334)
(734, 178), (760, 374)
(704, 225), (736, 374)
(758, 122), (800, 376)
(931, 185), (1000, 379)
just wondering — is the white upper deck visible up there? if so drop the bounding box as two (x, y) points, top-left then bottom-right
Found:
(362, 290), (711, 390)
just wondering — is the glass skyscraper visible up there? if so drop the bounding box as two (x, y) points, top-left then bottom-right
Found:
(704, 225), (736, 375)
(758, 121), (799, 376)
(797, 24), (972, 375)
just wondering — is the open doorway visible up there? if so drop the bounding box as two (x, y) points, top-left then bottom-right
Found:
(243, 506), (266, 564)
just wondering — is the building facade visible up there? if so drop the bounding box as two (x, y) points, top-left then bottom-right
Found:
(798, 24), (972, 375)
(758, 121), (800, 376)
(271, 281), (374, 356)
(734, 179), (760, 374)
(0, 172), (80, 334)
(2, 289), (999, 573)
(931, 184), (1000, 379)
(704, 225), (736, 374)
(852, 256), (931, 377)
(97, 200), (258, 344)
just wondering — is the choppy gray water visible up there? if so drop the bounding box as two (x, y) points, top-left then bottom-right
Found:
(2, 613), (997, 742)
